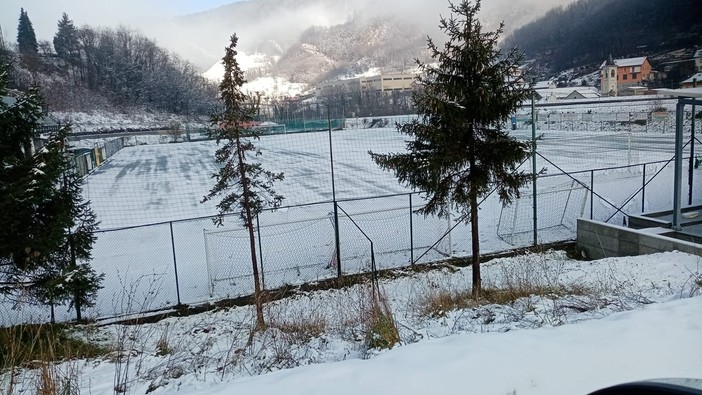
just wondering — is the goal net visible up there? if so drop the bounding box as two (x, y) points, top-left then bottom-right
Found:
(497, 178), (588, 246)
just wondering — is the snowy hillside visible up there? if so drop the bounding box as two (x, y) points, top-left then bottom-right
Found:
(203, 52), (310, 98)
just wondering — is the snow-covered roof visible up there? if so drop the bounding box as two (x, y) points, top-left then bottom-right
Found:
(681, 73), (702, 85)
(600, 56), (648, 69)
(1, 95), (16, 107)
(533, 80), (555, 90)
(538, 87), (598, 96)
(657, 87), (702, 98)
(694, 49), (702, 59)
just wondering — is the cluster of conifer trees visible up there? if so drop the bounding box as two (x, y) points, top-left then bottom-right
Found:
(6, 8), (218, 114)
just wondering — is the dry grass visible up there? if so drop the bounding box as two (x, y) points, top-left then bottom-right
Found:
(363, 289), (400, 351)
(417, 253), (592, 319)
(0, 323), (107, 395)
(0, 324), (107, 369)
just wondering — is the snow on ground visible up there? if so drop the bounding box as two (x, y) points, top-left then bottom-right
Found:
(203, 51), (309, 99)
(241, 76), (308, 98)
(5, 250), (700, 394)
(188, 296), (702, 395)
(51, 110), (207, 134)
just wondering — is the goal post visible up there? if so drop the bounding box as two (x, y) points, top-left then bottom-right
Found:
(497, 178), (588, 246)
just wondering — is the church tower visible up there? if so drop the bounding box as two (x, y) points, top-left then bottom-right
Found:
(600, 54), (618, 97)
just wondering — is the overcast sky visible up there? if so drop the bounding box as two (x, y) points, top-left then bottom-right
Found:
(0, 0), (241, 43)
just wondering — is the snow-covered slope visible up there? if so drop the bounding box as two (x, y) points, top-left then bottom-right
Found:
(203, 51), (309, 98)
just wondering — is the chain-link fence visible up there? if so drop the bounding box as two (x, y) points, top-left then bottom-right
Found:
(5, 97), (701, 324)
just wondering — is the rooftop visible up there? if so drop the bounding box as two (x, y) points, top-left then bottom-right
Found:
(600, 56), (648, 69)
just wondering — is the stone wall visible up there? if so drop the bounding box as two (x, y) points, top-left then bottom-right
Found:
(577, 218), (702, 259)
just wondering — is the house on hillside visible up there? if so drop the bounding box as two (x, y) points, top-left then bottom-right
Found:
(681, 72), (702, 89)
(534, 87), (600, 102)
(695, 49), (702, 72)
(599, 55), (653, 96)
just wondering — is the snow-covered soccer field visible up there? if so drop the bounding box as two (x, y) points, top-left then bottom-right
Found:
(4, 120), (701, 325)
(2, 108), (701, 395)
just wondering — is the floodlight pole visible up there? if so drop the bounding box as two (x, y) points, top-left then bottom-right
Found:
(531, 79), (538, 246)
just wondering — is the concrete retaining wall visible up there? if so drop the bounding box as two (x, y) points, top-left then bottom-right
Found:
(577, 218), (702, 259)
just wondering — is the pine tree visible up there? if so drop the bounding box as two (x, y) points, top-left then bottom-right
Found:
(16, 8), (39, 65)
(53, 13), (80, 73)
(202, 34), (284, 330)
(0, 59), (103, 319)
(370, 0), (532, 298)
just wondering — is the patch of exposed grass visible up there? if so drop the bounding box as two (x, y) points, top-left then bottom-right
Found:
(364, 295), (400, 351)
(419, 284), (591, 318)
(0, 323), (109, 369)
(270, 316), (327, 343)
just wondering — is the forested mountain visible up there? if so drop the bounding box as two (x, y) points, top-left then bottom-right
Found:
(503, 0), (702, 74)
(3, 12), (217, 115)
(175, 0), (577, 81)
(270, 16), (429, 84)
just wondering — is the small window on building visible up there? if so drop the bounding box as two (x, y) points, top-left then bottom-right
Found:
(611, 70), (615, 78)
(623, 74), (628, 80)
(631, 73), (638, 79)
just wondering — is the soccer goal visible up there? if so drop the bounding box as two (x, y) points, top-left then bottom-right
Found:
(497, 178), (588, 246)
(203, 214), (339, 298)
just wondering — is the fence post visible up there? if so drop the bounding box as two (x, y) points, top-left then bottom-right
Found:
(689, 78), (696, 205)
(409, 193), (414, 265)
(642, 163), (646, 213)
(333, 202), (342, 278)
(169, 222), (182, 306)
(531, 84), (538, 246)
(256, 212), (265, 290)
(327, 105), (342, 279)
(590, 170), (594, 220)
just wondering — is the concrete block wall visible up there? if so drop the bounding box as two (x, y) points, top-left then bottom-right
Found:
(577, 218), (702, 259)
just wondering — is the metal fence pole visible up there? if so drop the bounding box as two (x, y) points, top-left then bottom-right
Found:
(328, 105), (342, 278)
(642, 163), (646, 213)
(169, 222), (182, 306)
(409, 193), (414, 265)
(256, 213), (265, 290)
(689, 78), (696, 205)
(531, 84), (538, 246)
(590, 170), (595, 220)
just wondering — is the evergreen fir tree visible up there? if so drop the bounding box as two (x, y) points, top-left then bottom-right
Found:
(16, 8), (39, 64)
(370, 0), (532, 298)
(53, 13), (80, 70)
(202, 34), (284, 330)
(0, 59), (103, 319)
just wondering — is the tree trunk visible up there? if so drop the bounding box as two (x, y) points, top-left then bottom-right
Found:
(70, 235), (82, 321)
(470, 190), (481, 299)
(236, 136), (265, 330)
(468, 126), (481, 299)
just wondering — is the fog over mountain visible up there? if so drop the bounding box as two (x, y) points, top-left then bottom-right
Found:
(146, 0), (576, 73)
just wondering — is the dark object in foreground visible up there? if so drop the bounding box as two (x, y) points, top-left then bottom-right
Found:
(589, 379), (702, 395)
